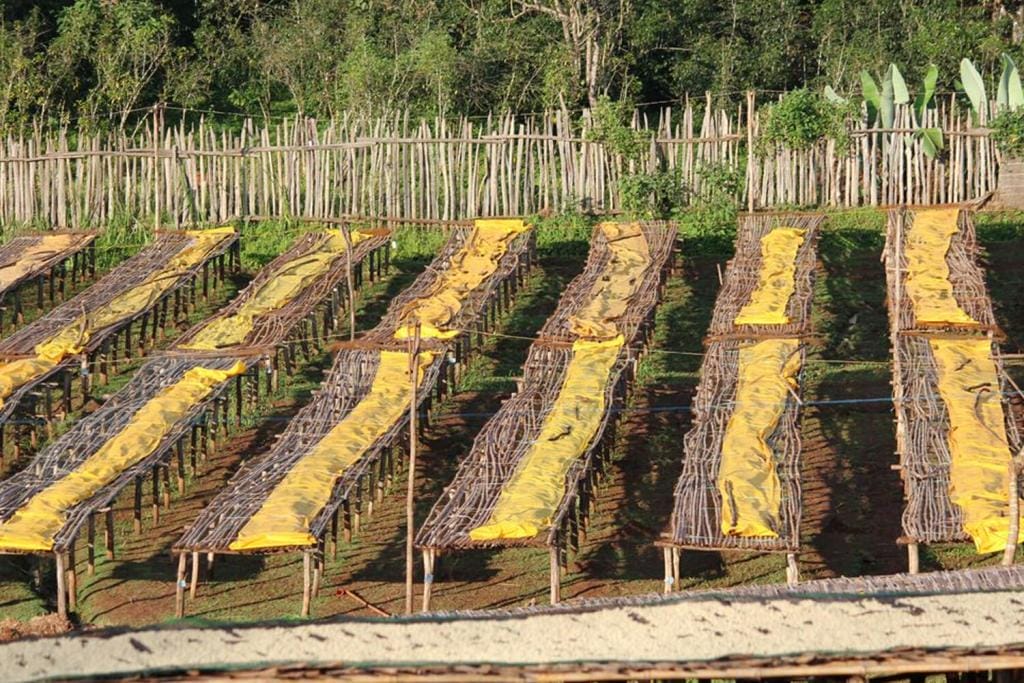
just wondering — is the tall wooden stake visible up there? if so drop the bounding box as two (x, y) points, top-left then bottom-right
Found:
(1004, 447), (1022, 566)
(175, 553), (187, 618)
(153, 104), (162, 232)
(746, 89), (756, 214)
(405, 323), (421, 615)
(341, 228), (355, 341)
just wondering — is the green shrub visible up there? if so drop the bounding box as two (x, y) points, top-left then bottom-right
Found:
(990, 108), (1024, 157)
(758, 88), (853, 154)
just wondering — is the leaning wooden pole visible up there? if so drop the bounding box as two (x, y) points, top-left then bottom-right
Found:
(405, 323), (422, 615)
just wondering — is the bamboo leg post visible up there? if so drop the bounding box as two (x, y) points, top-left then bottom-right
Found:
(55, 552), (67, 618)
(549, 546), (561, 605)
(189, 551), (200, 599)
(176, 442), (186, 495)
(908, 542), (920, 574)
(786, 552), (800, 585)
(161, 464), (171, 507)
(672, 548), (680, 588)
(421, 549), (435, 612)
(104, 508), (115, 560)
(66, 550), (77, 612)
(175, 553), (187, 618)
(151, 466), (161, 525)
(206, 552), (216, 580)
(87, 515), (96, 576)
(329, 512), (338, 560)
(99, 338), (109, 384)
(133, 476), (143, 533)
(342, 500), (352, 543)
(662, 547), (673, 594)
(312, 553), (323, 599)
(1003, 456), (1020, 567)
(301, 551), (313, 618)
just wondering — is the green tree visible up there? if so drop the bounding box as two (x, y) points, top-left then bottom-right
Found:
(49, 0), (177, 128)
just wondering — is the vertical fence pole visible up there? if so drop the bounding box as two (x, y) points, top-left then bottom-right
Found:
(746, 90), (756, 213)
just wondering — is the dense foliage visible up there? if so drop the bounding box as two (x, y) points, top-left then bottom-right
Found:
(2, 0), (1024, 130)
(758, 89), (854, 153)
(991, 108), (1024, 156)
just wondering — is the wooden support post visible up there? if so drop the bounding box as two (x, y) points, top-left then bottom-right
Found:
(329, 512), (338, 560)
(176, 442), (186, 495)
(133, 476), (143, 533)
(672, 548), (680, 588)
(302, 551), (313, 618)
(1003, 453), (1020, 567)
(99, 338), (109, 385)
(152, 465), (161, 524)
(175, 553), (187, 618)
(549, 546), (561, 604)
(312, 550), (323, 598)
(786, 552), (800, 585)
(405, 323), (421, 615)
(662, 547), (673, 594)
(421, 549), (435, 612)
(189, 551), (200, 599)
(87, 515), (96, 576)
(55, 552), (67, 618)
(67, 548), (77, 612)
(104, 508), (115, 559)
(908, 542), (920, 574)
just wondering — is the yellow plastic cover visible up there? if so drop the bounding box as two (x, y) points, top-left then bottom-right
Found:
(903, 208), (977, 326)
(931, 338), (1022, 553)
(228, 350), (435, 551)
(733, 227), (807, 326)
(0, 361), (245, 552)
(0, 228), (234, 409)
(717, 338), (802, 538)
(182, 231), (370, 350)
(568, 222), (652, 339)
(469, 336), (623, 541)
(0, 234), (84, 292)
(394, 219), (530, 340)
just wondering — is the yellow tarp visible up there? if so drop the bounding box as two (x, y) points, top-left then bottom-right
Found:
(182, 231), (370, 350)
(568, 222), (652, 339)
(0, 361), (245, 552)
(904, 208), (977, 326)
(931, 338), (1022, 554)
(0, 234), (83, 292)
(717, 338), (802, 538)
(394, 219), (530, 340)
(228, 350), (434, 551)
(733, 227), (807, 326)
(0, 228), (234, 409)
(469, 336), (623, 541)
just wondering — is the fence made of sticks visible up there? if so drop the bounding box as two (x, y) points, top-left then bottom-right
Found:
(0, 94), (1001, 230)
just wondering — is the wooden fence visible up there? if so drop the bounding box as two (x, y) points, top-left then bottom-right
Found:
(0, 94), (1000, 229)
